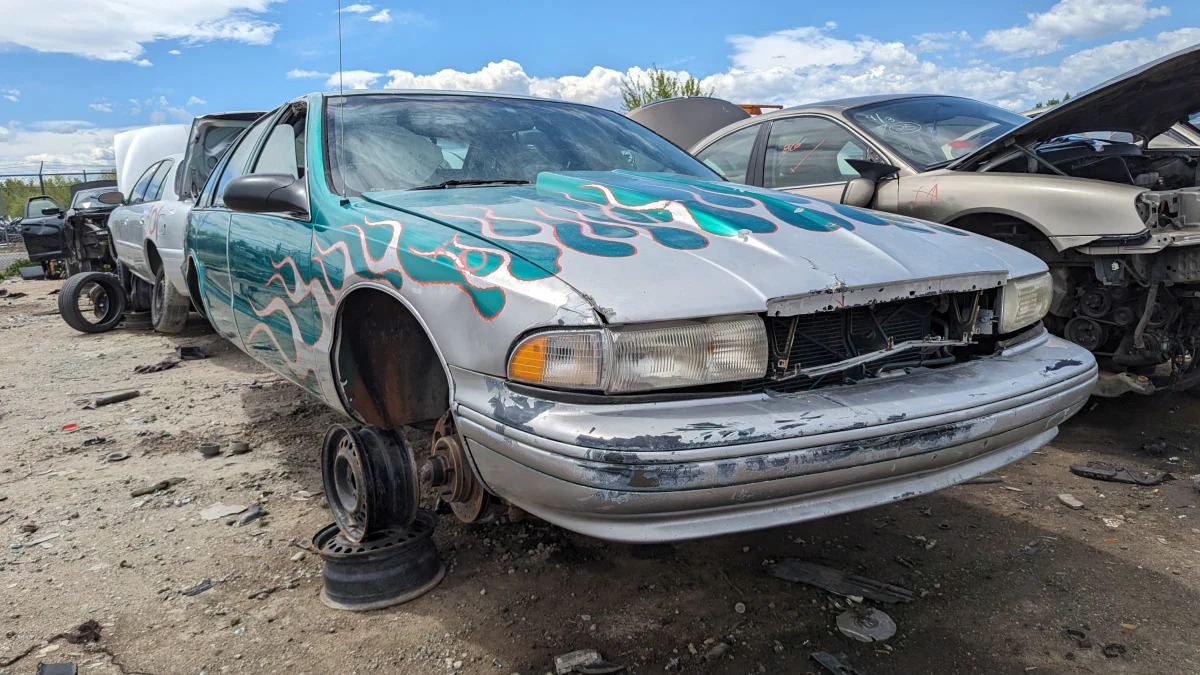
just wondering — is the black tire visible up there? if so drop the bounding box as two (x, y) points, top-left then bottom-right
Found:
(58, 271), (126, 333)
(151, 266), (190, 333)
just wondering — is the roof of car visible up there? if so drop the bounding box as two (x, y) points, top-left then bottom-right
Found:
(756, 93), (973, 119)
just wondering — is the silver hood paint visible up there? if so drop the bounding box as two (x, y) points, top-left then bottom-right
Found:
(952, 43), (1200, 170)
(372, 171), (1047, 323)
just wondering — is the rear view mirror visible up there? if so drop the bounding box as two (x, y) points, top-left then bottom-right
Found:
(41, 206), (63, 216)
(224, 174), (308, 215)
(97, 191), (124, 205)
(840, 178), (876, 208)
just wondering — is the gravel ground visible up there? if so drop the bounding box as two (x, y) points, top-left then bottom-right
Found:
(1, 278), (1199, 674)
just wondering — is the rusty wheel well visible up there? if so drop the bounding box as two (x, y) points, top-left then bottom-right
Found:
(185, 257), (207, 319)
(946, 213), (1057, 262)
(145, 241), (163, 275)
(334, 289), (449, 429)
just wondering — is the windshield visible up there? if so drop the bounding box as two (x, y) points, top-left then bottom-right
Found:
(848, 96), (1029, 170)
(325, 94), (716, 194)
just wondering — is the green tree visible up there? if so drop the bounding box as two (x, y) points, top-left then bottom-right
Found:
(1, 172), (115, 221)
(1032, 92), (1072, 110)
(619, 65), (714, 112)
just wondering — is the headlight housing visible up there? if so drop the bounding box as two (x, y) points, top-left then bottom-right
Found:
(508, 316), (768, 394)
(997, 272), (1053, 334)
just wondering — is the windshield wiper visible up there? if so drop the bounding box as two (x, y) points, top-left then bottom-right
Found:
(407, 179), (530, 191)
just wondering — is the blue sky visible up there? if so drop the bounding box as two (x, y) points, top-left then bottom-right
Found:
(0, 0), (1197, 171)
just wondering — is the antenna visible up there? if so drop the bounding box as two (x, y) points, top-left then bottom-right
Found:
(337, 0), (344, 94)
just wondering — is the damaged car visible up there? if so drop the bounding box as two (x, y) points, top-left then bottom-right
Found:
(187, 91), (1095, 544)
(631, 45), (1200, 396)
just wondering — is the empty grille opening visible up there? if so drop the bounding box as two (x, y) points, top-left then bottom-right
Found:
(744, 291), (983, 394)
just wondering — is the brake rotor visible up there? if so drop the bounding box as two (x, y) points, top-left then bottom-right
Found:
(423, 413), (496, 524)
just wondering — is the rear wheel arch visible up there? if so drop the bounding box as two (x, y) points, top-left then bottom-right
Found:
(331, 285), (452, 430)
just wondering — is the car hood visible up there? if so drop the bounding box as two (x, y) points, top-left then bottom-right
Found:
(952, 43), (1200, 170)
(363, 171), (1045, 323)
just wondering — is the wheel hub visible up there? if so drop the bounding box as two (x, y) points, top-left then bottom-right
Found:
(422, 413), (498, 524)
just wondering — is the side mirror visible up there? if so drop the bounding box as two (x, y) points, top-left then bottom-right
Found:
(840, 178), (876, 208)
(41, 206), (64, 216)
(223, 174), (308, 215)
(97, 191), (125, 205)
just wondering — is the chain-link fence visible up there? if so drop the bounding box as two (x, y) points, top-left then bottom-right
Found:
(0, 169), (117, 270)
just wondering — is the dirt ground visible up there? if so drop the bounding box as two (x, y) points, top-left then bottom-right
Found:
(2, 278), (1199, 675)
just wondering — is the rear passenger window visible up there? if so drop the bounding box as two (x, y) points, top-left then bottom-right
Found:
(145, 159), (174, 202)
(695, 124), (760, 184)
(129, 161), (160, 204)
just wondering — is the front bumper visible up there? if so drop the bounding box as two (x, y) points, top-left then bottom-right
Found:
(451, 330), (1097, 543)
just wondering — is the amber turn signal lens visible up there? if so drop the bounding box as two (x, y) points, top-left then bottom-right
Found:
(508, 335), (548, 381)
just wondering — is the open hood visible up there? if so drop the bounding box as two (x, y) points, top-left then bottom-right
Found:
(175, 112), (265, 201)
(363, 171), (1045, 323)
(113, 125), (189, 196)
(952, 43), (1200, 170)
(627, 97), (750, 150)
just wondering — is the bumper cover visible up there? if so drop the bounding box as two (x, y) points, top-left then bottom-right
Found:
(451, 330), (1097, 542)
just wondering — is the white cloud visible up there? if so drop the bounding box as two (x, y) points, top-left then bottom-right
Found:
(287, 69), (327, 79)
(89, 102), (114, 113)
(368, 9), (391, 23)
(158, 96), (169, 106)
(325, 69), (384, 89)
(134, 58), (153, 67)
(727, 26), (866, 71)
(30, 120), (95, 133)
(168, 49), (181, 55)
(982, 0), (1170, 55)
(3, 89), (18, 103)
(0, 122), (125, 172)
(914, 30), (970, 52)
(0, 0), (281, 63)
(185, 96), (206, 106)
(150, 111), (166, 125)
(341, 3), (373, 12)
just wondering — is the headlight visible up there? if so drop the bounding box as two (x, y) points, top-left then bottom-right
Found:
(508, 316), (768, 394)
(997, 272), (1052, 334)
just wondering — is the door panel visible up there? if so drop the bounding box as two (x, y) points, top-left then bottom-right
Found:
(189, 210), (238, 341)
(21, 196), (66, 261)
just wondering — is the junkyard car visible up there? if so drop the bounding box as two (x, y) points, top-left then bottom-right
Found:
(632, 46), (1200, 396)
(187, 91), (1095, 543)
(109, 113), (262, 332)
(21, 181), (122, 277)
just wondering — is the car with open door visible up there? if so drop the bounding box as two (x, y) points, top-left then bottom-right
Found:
(184, 90), (1095, 545)
(20, 181), (123, 278)
(631, 45), (1200, 396)
(108, 112), (263, 332)
(20, 194), (68, 275)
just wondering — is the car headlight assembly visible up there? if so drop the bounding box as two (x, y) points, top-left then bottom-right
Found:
(508, 316), (768, 394)
(997, 272), (1053, 334)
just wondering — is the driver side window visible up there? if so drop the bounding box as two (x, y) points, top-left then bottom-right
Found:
(764, 117), (865, 189)
(25, 197), (58, 219)
(211, 113), (275, 207)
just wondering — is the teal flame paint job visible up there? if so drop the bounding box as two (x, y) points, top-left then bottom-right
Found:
(190, 92), (980, 397)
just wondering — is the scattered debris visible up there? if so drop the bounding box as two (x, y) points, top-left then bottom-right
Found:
(181, 580), (213, 596)
(178, 345), (207, 360)
(130, 481), (170, 498)
(1061, 627), (1091, 648)
(81, 390), (140, 409)
(960, 476), (1003, 484)
(238, 505), (268, 527)
(836, 607), (897, 642)
(198, 442), (221, 458)
(1071, 465), (1173, 486)
(291, 551), (307, 563)
(81, 436), (108, 447)
(4, 291), (27, 299)
(200, 503), (248, 521)
(20, 522), (38, 533)
(61, 423), (79, 433)
(37, 663), (77, 675)
(1001, 486), (1024, 492)
(0, 620), (101, 669)
(124, 416), (154, 424)
(1103, 643), (1126, 658)
(733, 602), (746, 614)
(811, 651), (864, 675)
(248, 579), (296, 599)
(554, 649), (624, 674)
(1191, 474), (1200, 493)
(768, 559), (914, 604)
(26, 533), (60, 546)
(1103, 516), (1124, 529)
(228, 440), (251, 455)
(1058, 494), (1085, 510)
(103, 452), (129, 463)
(705, 642), (730, 661)
(133, 357), (180, 374)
